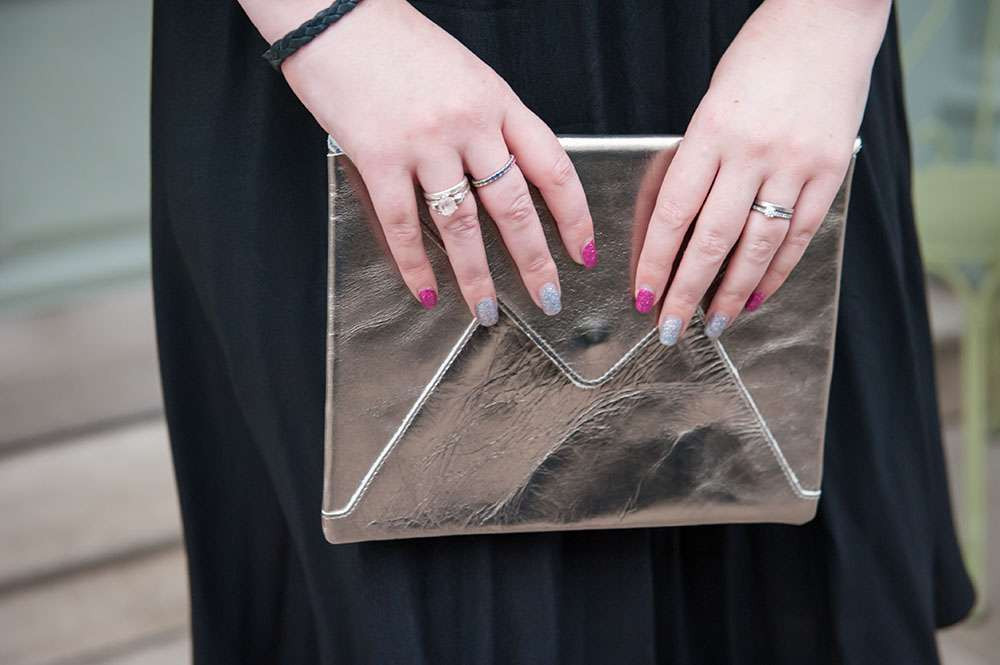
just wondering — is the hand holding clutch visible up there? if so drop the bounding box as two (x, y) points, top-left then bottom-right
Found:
(274, 0), (595, 321)
(634, 0), (890, 344)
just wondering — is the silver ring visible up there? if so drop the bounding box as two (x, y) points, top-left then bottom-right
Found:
(751, 200), (794, 220)
(423, 177), (471, 216)
(470, 154), (516, 188)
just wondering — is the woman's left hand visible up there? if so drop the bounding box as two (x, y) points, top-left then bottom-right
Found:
(634, 0), (891, 345)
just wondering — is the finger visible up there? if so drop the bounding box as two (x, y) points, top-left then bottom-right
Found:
(751, 175), (843, 309)
(464, 139), (562, 315)
(364, 168), (439, 309)
(503, 104), (596, 269)
(704, 176), (803, 325)
(633, 138), (720, 317)
(658, 165), (761, 345)
(415, 151), (499, 326)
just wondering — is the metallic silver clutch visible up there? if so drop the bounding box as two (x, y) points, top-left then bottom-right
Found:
(323, 135), (859, 544)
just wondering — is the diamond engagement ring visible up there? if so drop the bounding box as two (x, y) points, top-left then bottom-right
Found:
(751, 200), (795, 220)
(423, 177), (471, 216)
(471, 154), (516, 188)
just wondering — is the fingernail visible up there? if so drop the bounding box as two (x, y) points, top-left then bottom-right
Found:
(705, 313), (730, 339)
(745, 291), (766, 312)
(418, 288), (438, 310)
(659, 315), (682, 346)
(539, 282), (562, 315)
(581, 238), (598, 269)
(635, 287), (655, 314)
(476, 297), (499, 326)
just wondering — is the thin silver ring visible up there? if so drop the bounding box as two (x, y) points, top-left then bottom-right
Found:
(751, 200), (795, 220)
(423, 177), (471, 217)
(470, 154), (516, 188)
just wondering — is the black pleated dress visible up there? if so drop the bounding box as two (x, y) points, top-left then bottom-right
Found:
(150, 2), (975, 663)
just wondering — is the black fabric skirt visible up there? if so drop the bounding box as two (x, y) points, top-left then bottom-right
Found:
(150, 2), (974, 663)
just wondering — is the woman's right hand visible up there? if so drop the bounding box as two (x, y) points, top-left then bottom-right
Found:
(278, 0), (595, 322)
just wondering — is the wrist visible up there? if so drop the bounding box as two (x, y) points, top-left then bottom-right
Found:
(756, 0), (890, 55)
(240, 0), (331, 43)
(241, 0), (401, 45)
(759, 0), (891, 23)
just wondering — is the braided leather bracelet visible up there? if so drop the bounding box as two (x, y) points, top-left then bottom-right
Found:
(262, 0), (364, 70)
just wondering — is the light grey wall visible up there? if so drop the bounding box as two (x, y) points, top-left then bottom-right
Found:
(0, 0), (152, 309)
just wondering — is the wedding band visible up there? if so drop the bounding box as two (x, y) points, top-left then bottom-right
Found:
(751, 200), (795, 220)
(423, 177), (471, 216)
(470, 154), (516, 188)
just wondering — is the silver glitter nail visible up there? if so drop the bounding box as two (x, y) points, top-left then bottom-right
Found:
(705, 313), (730, 339)
(476, 297), (499, 326)
(659, 315), (683, 346)
(539, 282), (562, 316)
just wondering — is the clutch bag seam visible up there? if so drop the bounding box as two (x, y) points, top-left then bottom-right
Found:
(323, 315), (818, 520)
(712, 339), (821, 499)
(323, 318), (480, 518)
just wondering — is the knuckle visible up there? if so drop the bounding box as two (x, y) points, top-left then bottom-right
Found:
(652, 199), (694, 233)
(692, 227), (733, 263)
(382, 217), (421, 245)
(785, 226), (816, 250)
(715, 285), (747, 306)
(637, 245), (674, 277)
(669, 285), (703, 310)
(559, 213), (591, 239)
(817, 147), (849, 175)
(693, 108), (723, 134)
(440, 213), (481, 239)
(784, 139), (848, 175)
(636, 258), (665, 282)
(502, 192), (536, 227)
(456, 269), (492, 292)
(452, 103), (491, 132)
(396, 258), (428, 279)
(522, 252), (555, 276)
(744, 234), (778, 263)
(769, 262), (793, 283)
(744, 135), (770, 160)
(782, 136), (812, 163)
(550, 152), (576, 187)
(356, 145), (406, 173)
(413, 101), (490, 140)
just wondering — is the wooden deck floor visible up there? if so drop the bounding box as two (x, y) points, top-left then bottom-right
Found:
(0, 283), (995, 664)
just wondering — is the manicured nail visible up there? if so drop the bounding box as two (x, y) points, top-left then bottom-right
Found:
(539, 282), (562, 315)
(705, 313), (729, 339)
(745, 291), (766, 312)
(476, 297), (498, 326)
(581, 238), (598, 269)
(659, 315), (682, 346)
(418, 288), (438, 310)
(635, 287), (655, 314)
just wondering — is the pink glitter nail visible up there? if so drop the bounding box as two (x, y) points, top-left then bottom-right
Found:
(418, 288), (438, 310)
(581, 239), (598, 269)
(745, 291), (766, 312)
(635, 288), (655, 314)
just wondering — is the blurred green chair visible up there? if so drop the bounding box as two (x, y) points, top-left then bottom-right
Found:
(908, 0), (1000, 614)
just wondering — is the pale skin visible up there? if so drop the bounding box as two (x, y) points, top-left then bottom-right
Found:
(239, 0), (891, 339)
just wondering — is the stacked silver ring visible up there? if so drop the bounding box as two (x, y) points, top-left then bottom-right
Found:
(751, 200), (795, 220)
(423, 177), (471, 217)
(422, 155), (518, 216)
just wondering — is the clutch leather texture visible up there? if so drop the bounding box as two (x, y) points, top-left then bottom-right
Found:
(322, 135), (859, 544)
